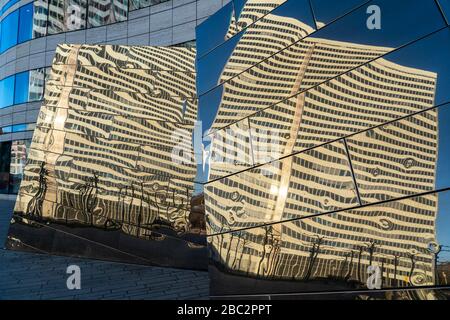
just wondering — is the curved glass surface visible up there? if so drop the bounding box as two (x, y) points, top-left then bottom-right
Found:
(0, 0), (131, 54)
(0, 8), (18, 52)
(0, 67), (48, 109)
(198, 0), (450, 299)
(6, 44), (206, 270)
(0, 0), (184, 54)
(129, 0), (170, 11)
(0, 0), (19, 15)
(0, 139), (32, 194)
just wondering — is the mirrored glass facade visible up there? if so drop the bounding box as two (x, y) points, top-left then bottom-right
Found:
(3, 0), (450, 300)
(6, 44), (206, 269)
(0, 0), (224, 199)
(197, 0), (450, 299)
(0, 0), (129, 54)
(0, 67), (49, 109)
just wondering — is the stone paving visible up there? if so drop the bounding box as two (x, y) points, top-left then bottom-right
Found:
(0, 199), (209, 300)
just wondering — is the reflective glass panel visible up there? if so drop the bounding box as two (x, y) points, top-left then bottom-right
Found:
(8, 44), (204, 269)
(1, 0), (19, 15)
(48, 0), (87, 34)
(206, 140), (359, 233)
(437, 0), (450, 24)
(18, 3), (33, 43)
(9, 140), (31, 194)
(0, 141), (12, 194)
(1, 126), (13, 134)
(346, 102), (450, 205)
(32, 0), (49, 38)
(310, 0), (369, 28)
(28, 68), (46, 102)
(87, 0), (128, 28)
(198, 0), (446, 136)
(0, 10), (19, 53)
(234, 0), (288, 32)
(199, 1), (449, 184)
(208, 189), (450, 298)
(196, 2), (236, 59)
(129, 0), (140, 11)
(14, 71), (30, 105)
(0, 75), (15, 108)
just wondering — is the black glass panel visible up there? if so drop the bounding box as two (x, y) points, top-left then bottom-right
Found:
(0, 141), (12, 194)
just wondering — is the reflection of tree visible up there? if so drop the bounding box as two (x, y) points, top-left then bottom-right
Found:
(408, 253), (417, 285)
(26, 162), (48, 220)
(356, 245), (364, 282)
(365, 241), (377, 266)
(269, 237), (281, 279)
(231, 231), (243, 270)
(237, 233), (247, 271)
(256, 225), (272, 278)
(340, 251), (354, 280)
(304, 236), (324, 281)
(392, 255), (399, 287)
(115, 181), (194, 238)
(76, 173), (99, 226)
(346, 250), (355, 281)
(137, 181), (144, 237)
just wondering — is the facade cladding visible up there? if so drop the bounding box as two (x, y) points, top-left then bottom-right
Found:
(0, 0), (228, 196)
(7, 43), (207, 269)
(3, 0), (450, 301)
(197, 0), (450, 299)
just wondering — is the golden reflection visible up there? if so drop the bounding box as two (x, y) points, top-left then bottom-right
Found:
(13, 44), (202, 242)
(204, 2), (441, 297)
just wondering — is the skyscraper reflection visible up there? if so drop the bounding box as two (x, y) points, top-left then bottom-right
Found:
(8, 44), (206, 269)
(202, 1), (442, 298)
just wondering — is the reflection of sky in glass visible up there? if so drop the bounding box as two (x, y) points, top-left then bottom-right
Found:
(233, 0), (247, 21)
(196, 1), (235, 58)
(436, 107), (450, 261)
(317, 0), (445, 47)
(437, 0), (450, 22)
(310, 0), (370, 26)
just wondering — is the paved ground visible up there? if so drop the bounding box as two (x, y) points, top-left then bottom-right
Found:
(0, 199), (209, 300)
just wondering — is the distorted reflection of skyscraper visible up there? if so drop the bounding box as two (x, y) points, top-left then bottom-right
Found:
(13, 44), (200, 244)
(205, 6), (439, 290)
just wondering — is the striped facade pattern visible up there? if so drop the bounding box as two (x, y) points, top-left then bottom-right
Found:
(204, 0), (440, 294)
(13, 43), (199, 241)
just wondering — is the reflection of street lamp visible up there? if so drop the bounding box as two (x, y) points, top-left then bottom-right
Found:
(429, 242), (442, 285)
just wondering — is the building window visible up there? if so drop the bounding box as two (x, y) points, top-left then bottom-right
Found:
(88, 0), (128, 28)
(0, 10), (19, 53)
(18, 3), (34, 43)
(48, 0), (88, 34)
(14, 72), (30, 105)
(33, 0), (49, 38)
(0, 141), (12, 194)
(0, 75), (15, 109)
